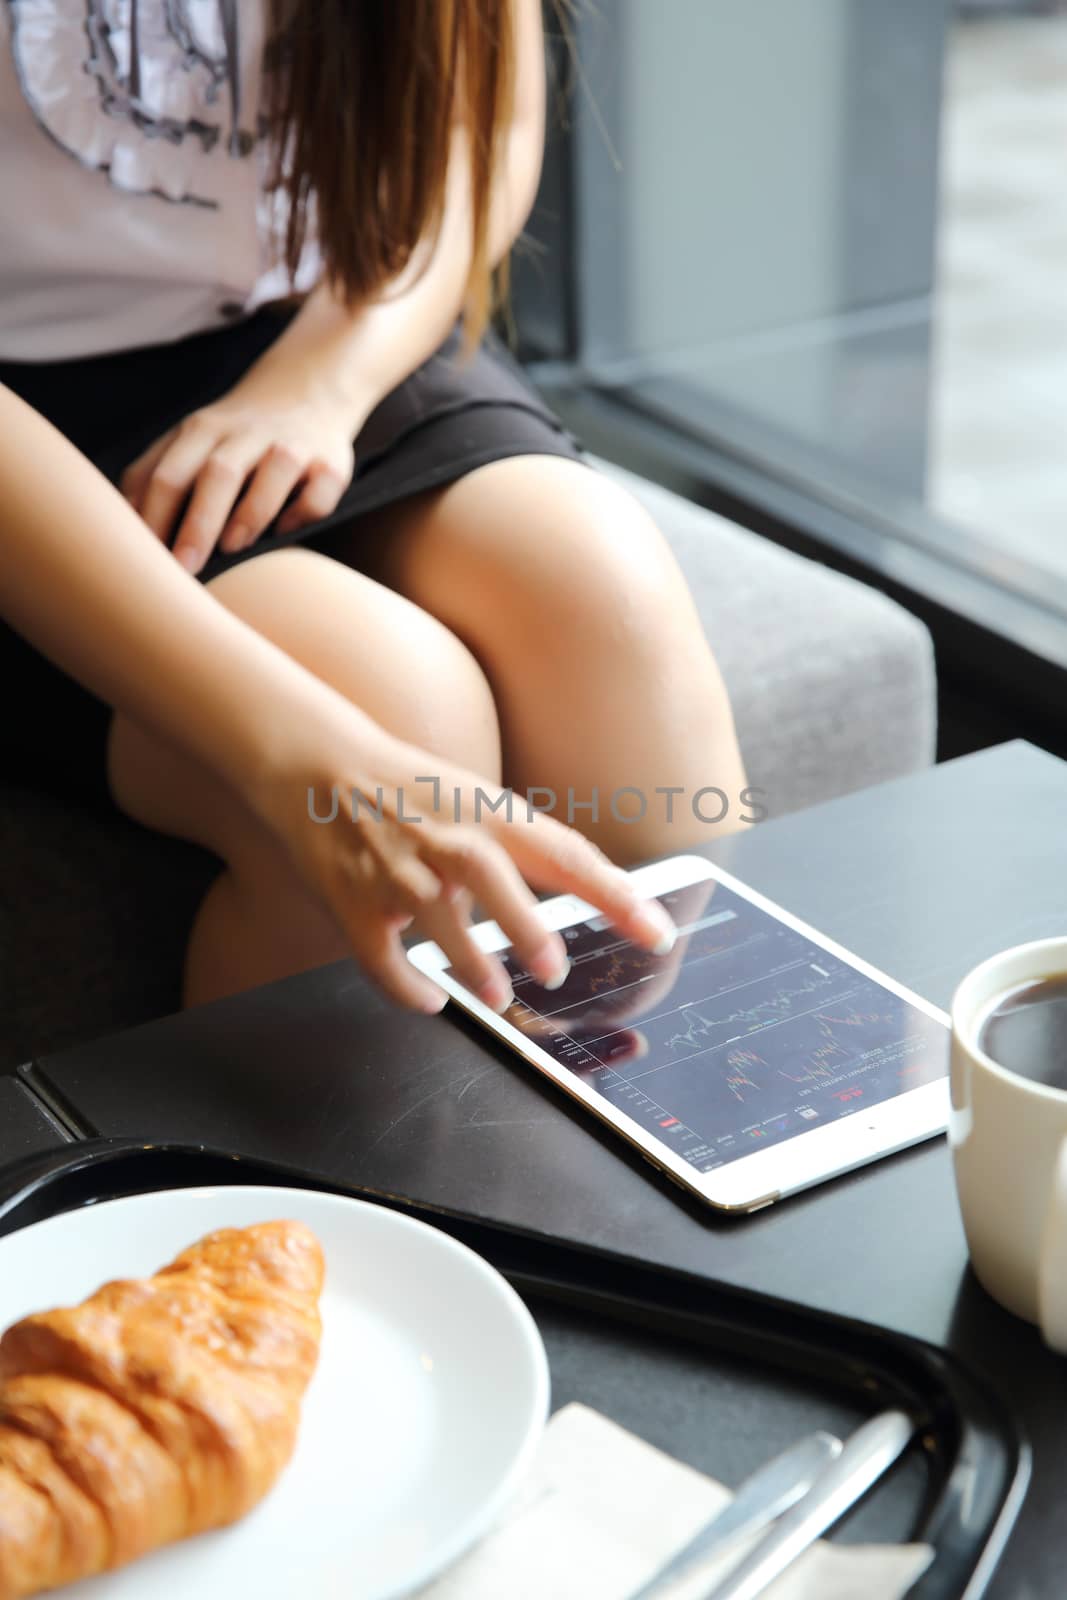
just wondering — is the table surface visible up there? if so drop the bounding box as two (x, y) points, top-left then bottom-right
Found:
(16, 738), (1067, 1597)
(0, 1076), (71, 1166)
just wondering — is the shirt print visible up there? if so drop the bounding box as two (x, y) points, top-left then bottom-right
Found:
(6, 0), (261, 206)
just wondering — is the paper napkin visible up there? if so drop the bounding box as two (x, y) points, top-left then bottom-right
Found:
(417, 1403), (933, 1600)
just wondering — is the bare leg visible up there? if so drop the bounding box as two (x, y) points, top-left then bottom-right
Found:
(106, 547), (502, 1006)
(334, 455), (748, 864)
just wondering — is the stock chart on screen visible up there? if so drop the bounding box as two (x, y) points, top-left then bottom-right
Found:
(495, 881), (948, 1173)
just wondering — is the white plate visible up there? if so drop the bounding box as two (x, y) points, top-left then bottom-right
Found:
(0, 1185), (550, 1600)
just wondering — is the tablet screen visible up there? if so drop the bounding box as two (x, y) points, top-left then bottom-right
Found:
(492, 878), (948, 1175)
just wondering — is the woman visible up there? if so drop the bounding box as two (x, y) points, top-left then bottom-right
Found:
(0, 0), (746, 1014)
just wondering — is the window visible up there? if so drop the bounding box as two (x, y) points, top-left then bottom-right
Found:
(513, 0), (1067, 678)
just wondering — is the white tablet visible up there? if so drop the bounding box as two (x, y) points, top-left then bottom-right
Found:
(407, 854), (950, 1213)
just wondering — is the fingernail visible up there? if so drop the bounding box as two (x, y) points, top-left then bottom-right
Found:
(637, 901), (676, 955)
(421, 988), (448, 1015)
(175, 546), (201, 574)
(228, 524), (250, 551)
(527, 941), (570, 990)
(477, 974), (514, 1014)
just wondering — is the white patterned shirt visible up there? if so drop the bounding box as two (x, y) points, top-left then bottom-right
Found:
(0, 0), (321, 359)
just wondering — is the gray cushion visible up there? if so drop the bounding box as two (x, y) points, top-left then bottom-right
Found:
(1, 781), (217, 1071)
(1, 466), (936, 1070)
(595, 459), (937, 817)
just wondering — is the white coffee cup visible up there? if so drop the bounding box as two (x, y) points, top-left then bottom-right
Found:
(951, 936), (1067, 1352)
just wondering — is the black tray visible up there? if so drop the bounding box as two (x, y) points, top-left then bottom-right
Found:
(0, 1138), (1029, 1599)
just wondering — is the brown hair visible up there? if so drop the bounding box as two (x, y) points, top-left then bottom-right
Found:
(266, 0), (516, 349)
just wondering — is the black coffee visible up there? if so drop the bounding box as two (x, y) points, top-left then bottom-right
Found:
(979, 975), (1067, 1089)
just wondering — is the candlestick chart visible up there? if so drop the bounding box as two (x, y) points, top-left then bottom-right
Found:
(500, 881), (948, 1173)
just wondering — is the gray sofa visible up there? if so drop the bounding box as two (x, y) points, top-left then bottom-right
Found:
(1, 458), (936, 1072)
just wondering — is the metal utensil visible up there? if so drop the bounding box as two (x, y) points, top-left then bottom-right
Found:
(626, 1430), (843, 1600)
(699, 1408), (916, 1600)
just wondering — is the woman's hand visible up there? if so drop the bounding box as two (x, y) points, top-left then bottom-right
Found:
(245, 718), (678, 1016)
(522, 877), (715, 1066)
(119, 380), (359, 574)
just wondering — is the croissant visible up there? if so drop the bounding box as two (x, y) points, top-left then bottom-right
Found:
(0, 1219), (324, 1598)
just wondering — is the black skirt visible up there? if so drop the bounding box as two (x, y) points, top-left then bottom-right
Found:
(0, 306), (584, 809)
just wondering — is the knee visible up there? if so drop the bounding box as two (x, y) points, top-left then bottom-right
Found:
(482, 463), (693, 651)
(567, 477), (688, 639)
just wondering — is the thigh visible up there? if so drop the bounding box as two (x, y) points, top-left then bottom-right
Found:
(344, 455), (705, 651)
(326, 454), (748, 857)
(337, 452), (733, 756)
(105, 545), (503, 867)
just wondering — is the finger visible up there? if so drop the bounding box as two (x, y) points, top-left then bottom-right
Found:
(346, 920), (449, 1014)
(505, 814), (677, 954)
(274, 465), (347, 537)
(599, 1029), (650, 1066)
(609, 945), (685, 1020)
(565, 948), (681, 1031)
(219, 443), (308, 553)
(445, 884), (475, 922)
(324, 831), (445, 932)
(139, 422), (220, 544)
(415, 889), (513, 1013)
(120, 431), (174, 518)
(171, 435), (270, 574)
(424, 831), (571, 990)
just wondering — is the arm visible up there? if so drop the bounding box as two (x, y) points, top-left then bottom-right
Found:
(122, 0), (548, 571)
(0, 383), (360, 793)
(0, 385), (672, 1006)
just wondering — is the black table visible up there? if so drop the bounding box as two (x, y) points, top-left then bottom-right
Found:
(13, 739), (1067, 1596)
(0, 1076), (71, 1165)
